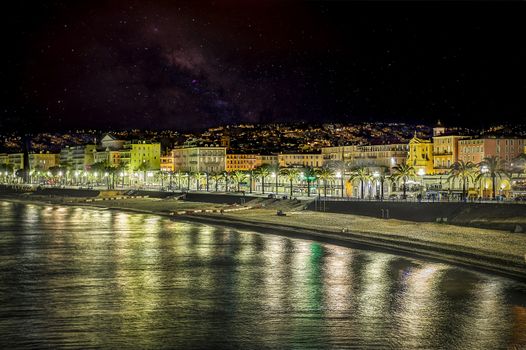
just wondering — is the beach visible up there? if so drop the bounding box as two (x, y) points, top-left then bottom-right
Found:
(1, 191), (526, 280)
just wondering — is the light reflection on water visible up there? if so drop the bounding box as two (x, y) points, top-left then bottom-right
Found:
(0, 201), (525, 349)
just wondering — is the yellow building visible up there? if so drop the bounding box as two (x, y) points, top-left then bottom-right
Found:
(278, 153), (324, 168)
(0, 154), (8, 166)
(160, 151), (175, 172)
(432, 135), (465, 174)
(128, 141), (161, 171)
(407, 135), (434, 175)
(29, 152), (60, 170)
(226, 154), (260, 172)
(93, 149), (124, 167)
(7, 153), (25, 170)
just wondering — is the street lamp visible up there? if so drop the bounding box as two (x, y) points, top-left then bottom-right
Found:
(372, 171), (380, 199)
(417, 169), (425, 200)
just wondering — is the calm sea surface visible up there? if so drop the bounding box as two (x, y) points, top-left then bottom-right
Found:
(0, 201), (525, 349)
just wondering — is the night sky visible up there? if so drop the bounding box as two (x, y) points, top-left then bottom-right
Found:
(1, 1), (525, 132)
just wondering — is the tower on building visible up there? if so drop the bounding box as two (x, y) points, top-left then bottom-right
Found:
(433, 120), (446, 137)
(220, 135), (231, 149)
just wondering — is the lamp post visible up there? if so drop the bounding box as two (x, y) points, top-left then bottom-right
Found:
(120, 172), (125, 188)
(480, 165), (489, 199)
(373, 171), (380, 200)
(417, 168), (425, 200)
(335, 171), (342, 197)
(249, 171), (253, 194)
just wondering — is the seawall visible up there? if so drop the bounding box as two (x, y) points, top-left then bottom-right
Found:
(306, 200), (526, 231)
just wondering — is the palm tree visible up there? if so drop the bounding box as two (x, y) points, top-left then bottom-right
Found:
(392, 164), (416, 200)
(192, 172), (206, 191)
(280, 168), (300, 197)
(316, 167), (333, 198)
(135, 162), (150, 185)
(174, 170), (184, 190)
(104, 165), (119, 189)
(184, 171), (191, 190)
(303, 166), (318, 197)
(448, 160), (476, 201)
(374, 166), (389, 200)
(254, 165), (271, 194)
(0, 163), (14, 184)
(477, 156), (507, 200)
(328, 160), (348, 197)
(223, 172), (232, 192)
(56, 160), (72, 185)
(157, 169), (167, 189)
(113, 163), (126, 188)
(349, 167), (373, 199)
(205, 172), (210, 191)
(268, 164), (280, 194)
(231, 171), (247, 192)
(210, 172), (223, 192)
(509, 154), (526, 176)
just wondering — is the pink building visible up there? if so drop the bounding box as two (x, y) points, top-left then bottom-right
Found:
(458, 138), (526, 164)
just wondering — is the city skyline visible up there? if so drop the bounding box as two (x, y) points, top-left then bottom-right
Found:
(2, 1), (526, 132)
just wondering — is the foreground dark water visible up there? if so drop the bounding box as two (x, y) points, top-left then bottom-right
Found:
(0, 201), (525, 349)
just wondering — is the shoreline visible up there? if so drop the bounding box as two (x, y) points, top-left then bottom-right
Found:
(2, 194), (526, 282)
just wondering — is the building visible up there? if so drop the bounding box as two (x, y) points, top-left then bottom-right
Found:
(407, 136), (434, 174)
(100, 133), (126, 150)
(321, 144), (408, 169)
(278, 153), (324, 168)
(128, 141), (161, 171)
(29, 152), (60, 171)
(321, 145), (358, 162)
(0, 154), (8, 166)
(93, 150), (124, 167)
(171, 146), (226, 173)
(7, 153), (25, 171)
(60, 145), (97, 171)
(91, 133), (130, 168)
(220, 135), (231, 149)
(432, 135), (465, 173)
(226, 153), (260, 172)
(160, 151), (175, 172)
(432, 120), (446, 137)
(352, 144), (408, 169)
(459, 138), (526, 164)
(258, 155), (279, 167)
